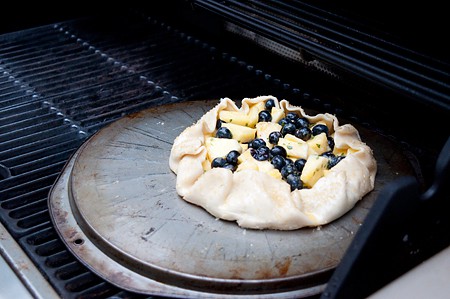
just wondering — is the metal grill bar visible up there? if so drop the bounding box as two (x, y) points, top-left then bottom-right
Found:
(0, 118), (68, 143)
(0, 174), (59, 203)
(24, 227), (58, 246)
(0, 102), (47, 125)
(45, 251), (75, 268)
(0, 34), (68, 58)
(1, 188), (49, 210)
(8, 198), (48, 220)
(0, 131), (83, 162)
(0, 113), (61, 135)
(0, 126), (79, 158)
(9, 148), (76, 176)
(50, 79), (161, 114)
(79, 95), (168, 131)
(16, 210), (51, 229)
(0, 91), (39, 109)
(0, 86), (33, 103)
(2, 140), (80, 168)
(34, 239), (67, 257)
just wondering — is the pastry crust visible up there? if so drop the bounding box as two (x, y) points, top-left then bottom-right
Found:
(169, 96), (377, 230)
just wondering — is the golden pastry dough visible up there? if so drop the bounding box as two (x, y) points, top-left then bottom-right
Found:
(169, 96), (377, 230)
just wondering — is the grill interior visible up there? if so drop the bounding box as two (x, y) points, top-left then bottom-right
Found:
(195, 0), (450, 109)
(0, 2), (449, 299)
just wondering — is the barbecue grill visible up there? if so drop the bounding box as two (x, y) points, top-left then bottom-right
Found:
(1, 1), (449, 299)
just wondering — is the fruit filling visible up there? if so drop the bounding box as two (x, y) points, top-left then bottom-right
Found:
(205, 98), (346, 191)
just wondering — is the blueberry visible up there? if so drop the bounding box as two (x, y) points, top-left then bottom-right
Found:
(252, 146), (270, 161)
(270, 145), (287, 158)
(223, 163), (236, 171)
(226, 150), (240, 165)
(216, 127), (232, 138)
(211, 157), (227, 168)
(294, 158), (306, 172)
(285, 112), (299, 122)
(327, 136), (335, 150)
(281, 122), (296, 136)
(281, 163), (298, 178)
(258, 110), (272, 122)
(265, 99), (276, 110)
(312, 124), (329, 136)
(320, 151), (334, 158)
(286, 173), (303, 191)
(278, 117), (290, 127)
(285, 157), (294, 165)
(269, 131), (282, 144)
(216, 119), (223, 129)
(271, 155), (286, 170)
(328, 155), (345, 169)
(249, 138), (266, 149)
(257, 145), (270, 156)
(294, 117), (309, 129)
(294, 127), (312, 141)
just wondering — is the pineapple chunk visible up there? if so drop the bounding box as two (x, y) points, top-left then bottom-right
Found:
(236, 149), (258, 172)
(255, 160), (275, 173)
(247, 102), (266, 128)
(278, 134), (308, 159)
(222, 123), (256, 143)
(236, 149), (277, 175)
(237, 148), (254, 164)
(205, 137), (242, 162)
(271, 107), (285, 123)
(307, 133), (329, 155)
(254, 161), (282, 179)
(284, 133), (303, 143)
(300, 155), (329, 188)
(202, 159), (212, 171)
(236, 159), (258, 171)
(266, 168), (282, 180)
(219, 110), (252, 127)
(240, 143), (249, 151)
(256, 122), (282, 148)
